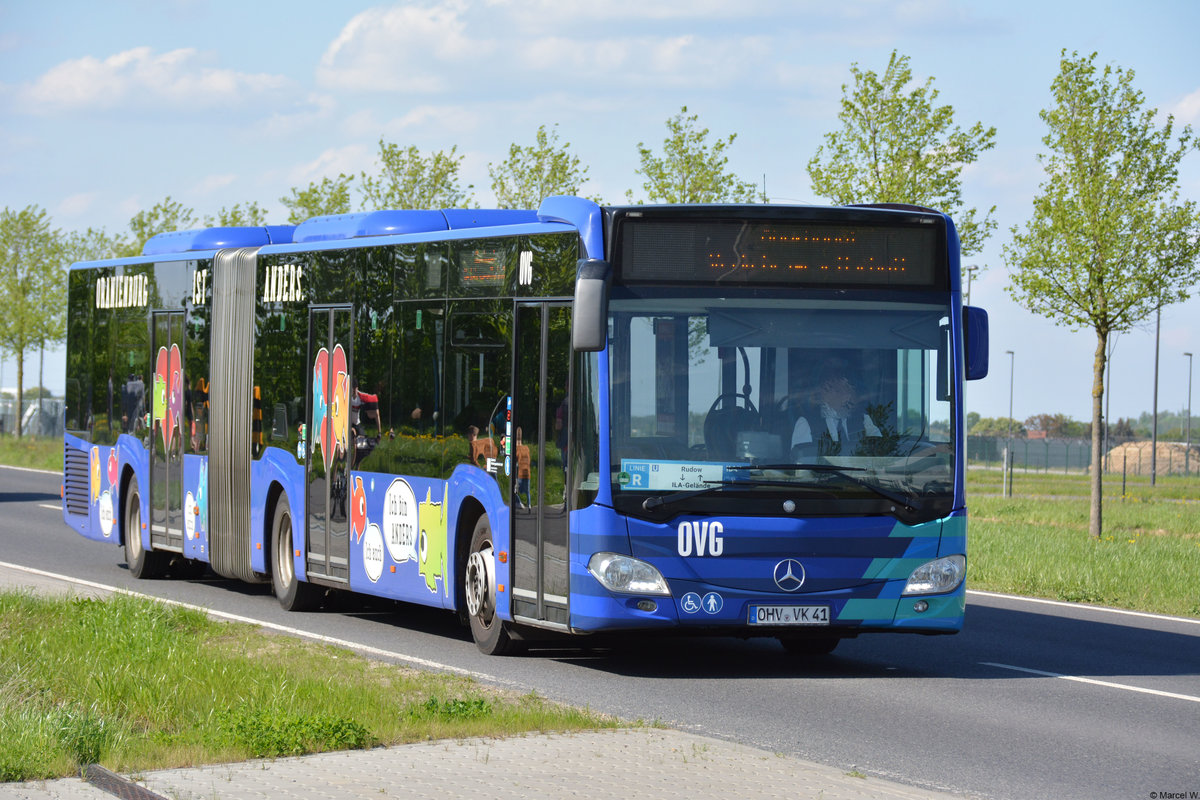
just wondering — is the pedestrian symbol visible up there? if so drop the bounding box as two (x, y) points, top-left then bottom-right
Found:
(701, 592), (723, 614)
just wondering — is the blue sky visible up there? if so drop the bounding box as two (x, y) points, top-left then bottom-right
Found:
(2, 0), (1198, 427)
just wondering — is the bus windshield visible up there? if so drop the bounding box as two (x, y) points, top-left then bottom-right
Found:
(608, 292), (954, 523)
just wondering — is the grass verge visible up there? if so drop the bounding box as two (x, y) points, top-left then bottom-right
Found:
(967, 466), (1199, 500)
(0, 592), (616, 782)
(0, 435), (61, 472)
(967, 494), (1200, 618)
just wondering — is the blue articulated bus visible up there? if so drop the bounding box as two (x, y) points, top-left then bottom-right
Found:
(62, 197), (989, 655)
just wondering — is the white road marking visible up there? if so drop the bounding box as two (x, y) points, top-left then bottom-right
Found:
(0, 560), (520, 690)
(981, 661), (1200, 704)
(39, 503), (61, 510)
(0, 464), (59, 475)
(968, 589), (1200, 627)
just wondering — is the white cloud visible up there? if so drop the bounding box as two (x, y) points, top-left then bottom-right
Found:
(192, 174), (236, 195)
(286, 144), (375, 187)
(1171, 87), (1200, 125)
(317, 3), (490, 93)
(16, 47), (288, 114)
(57, 192), (98, 219)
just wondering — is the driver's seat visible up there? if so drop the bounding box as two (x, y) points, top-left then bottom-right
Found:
(703, 395), (759, 460)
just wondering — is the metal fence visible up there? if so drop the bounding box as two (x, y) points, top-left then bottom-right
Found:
(0, 397), (64, 438)
(968, 435), (1199, 476)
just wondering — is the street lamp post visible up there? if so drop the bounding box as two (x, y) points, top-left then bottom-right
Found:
(964, 264), (979, 307)
(1186, 352), (1194, 476)
(1151, 307), (1161, 485)
(1006, 350), (1015, 497)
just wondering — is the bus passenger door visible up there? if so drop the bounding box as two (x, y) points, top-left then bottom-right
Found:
(306, 307), (353, 583)
(150, 311), (186, 552)
(511, 303), (572, 629)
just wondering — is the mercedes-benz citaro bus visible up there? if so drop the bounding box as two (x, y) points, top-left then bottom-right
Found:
(62, 197), (988, 655)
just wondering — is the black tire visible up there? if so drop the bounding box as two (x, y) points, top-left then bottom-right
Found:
(778, 636), (840, 656)
(124, 476), (167, 579)
(464, 515), (522, 655)
(271, 496), (322, 611)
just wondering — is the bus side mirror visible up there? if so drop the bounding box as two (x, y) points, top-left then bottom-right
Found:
(964, 306), (989, 380)
(572, 258), (610, 352)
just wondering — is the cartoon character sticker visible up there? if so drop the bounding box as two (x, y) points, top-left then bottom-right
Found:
(89, 447), (101, 502)
(197, 461), (208, 536)
(351, 475), (367, 542)
(418, 484), (449, 597)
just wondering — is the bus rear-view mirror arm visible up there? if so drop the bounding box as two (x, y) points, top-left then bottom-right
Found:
(572, 258), (611, 352)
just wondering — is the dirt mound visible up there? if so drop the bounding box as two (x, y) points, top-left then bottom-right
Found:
(1104, 441), (1199, 476)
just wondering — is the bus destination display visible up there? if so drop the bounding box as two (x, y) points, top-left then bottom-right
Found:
(618, 219), (940, 287)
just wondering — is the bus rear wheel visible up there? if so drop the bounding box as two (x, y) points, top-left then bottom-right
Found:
(464, 515), (522, 656)
(271, 496), (321, 612)
(124, 476), (167, 579)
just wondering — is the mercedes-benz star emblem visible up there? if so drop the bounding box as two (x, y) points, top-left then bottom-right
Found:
(773, 558), (806, 592)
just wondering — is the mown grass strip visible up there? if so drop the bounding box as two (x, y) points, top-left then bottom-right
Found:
(0, 592), (615, 782)
(967, 494), (1200, 618)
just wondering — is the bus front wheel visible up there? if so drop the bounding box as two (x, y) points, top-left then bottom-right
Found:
(124, 476), (167, 579)
(464, 515), (522, 656)
(271, 497), (321, 612)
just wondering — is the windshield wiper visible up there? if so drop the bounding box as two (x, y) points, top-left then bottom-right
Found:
(641, 478), (816, 512)
(728, 463), (921, 513)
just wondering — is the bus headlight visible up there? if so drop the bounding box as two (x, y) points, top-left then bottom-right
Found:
(588, 553), (670, 596)
(902, 555), (966, 596)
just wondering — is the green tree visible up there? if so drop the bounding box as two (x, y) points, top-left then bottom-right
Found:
(627, 106), (761, 204)
(489, 124), (597, 209)
(118, 197), (198, 258)
(203, 201), (268, 228)
(0, 205), (67, 436)
(280, 175), (355, 224)
(64, 226), (123, 264)
(1005, 51), (1200, 538)
(808, 51), (997, 257)
(969, 417), (1027, 438)
(360, 140), (473, 210)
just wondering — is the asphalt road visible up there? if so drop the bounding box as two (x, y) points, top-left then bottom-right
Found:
(3, 464), (1198, 800)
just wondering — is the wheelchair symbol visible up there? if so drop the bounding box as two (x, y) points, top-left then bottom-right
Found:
(681, 592), (702, 614)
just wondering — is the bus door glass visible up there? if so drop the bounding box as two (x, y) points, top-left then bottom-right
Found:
(150, 311), (186, 551)
(512, 303), (571, 627)
(306, 306), (353, 582)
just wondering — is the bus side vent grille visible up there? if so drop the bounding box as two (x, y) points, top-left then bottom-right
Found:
(208, 247), (262, 583)
(63, 444), (90, 517)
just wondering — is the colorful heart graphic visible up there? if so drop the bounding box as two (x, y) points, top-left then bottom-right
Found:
(107, 450), (118, 487)
(311, 344), (349, 472)
(154, 344), (183, 452)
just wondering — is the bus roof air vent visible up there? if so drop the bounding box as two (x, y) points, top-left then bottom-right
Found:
(293, 210), (449, 243)
(140, 225), (295, 256)
(293, 208), (542, 243)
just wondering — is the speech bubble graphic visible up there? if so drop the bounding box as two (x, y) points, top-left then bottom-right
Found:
(383, 478), (418, 563)
(98, 490), (114, 538)
(362, 523), (384, 583)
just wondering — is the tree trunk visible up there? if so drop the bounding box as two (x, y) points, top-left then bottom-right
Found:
(1089, 329), (1106, 539)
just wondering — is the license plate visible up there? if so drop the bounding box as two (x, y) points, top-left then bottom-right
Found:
(748, 605), (830, 625)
